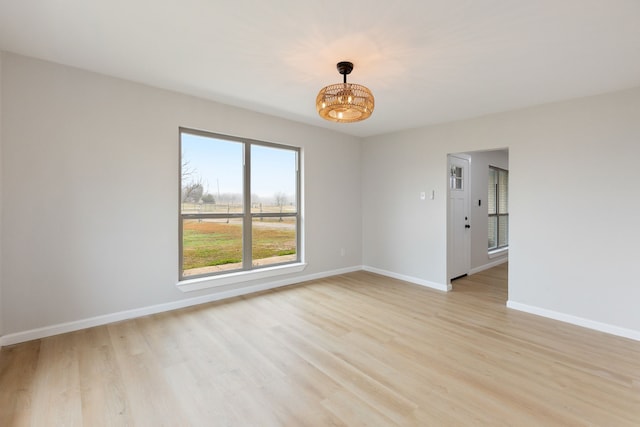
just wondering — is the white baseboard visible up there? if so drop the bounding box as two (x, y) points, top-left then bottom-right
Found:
(507, 300), (640, 342)
(0, 265), (363, 347)
(6, 266), (636, 347)
(362, 265), (449, 292)
(469, 257), (508, 275)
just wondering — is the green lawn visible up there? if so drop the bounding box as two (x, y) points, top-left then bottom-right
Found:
(182, 219), (296, 271)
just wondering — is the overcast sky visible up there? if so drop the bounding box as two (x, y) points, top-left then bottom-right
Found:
(181, 133), (296, 201)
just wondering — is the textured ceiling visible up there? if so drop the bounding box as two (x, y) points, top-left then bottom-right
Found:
(1, 0), (640, 137)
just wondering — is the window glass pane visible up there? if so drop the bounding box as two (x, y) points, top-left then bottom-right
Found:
(489, 166), (509, 250)
(450, 166), (463, 190)
(182, 218), (243, 277)
(181, 134), (244, 213)
(252, 217), (297, 267)
(251, 145), (297, 214)
(488, 168), (497, 215)
(498, 215), (509, 248)
(498, 169), (508, 214)
(488, 216), (497, 249)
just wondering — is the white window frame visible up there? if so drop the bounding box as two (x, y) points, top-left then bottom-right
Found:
(177, 128), (304, 291)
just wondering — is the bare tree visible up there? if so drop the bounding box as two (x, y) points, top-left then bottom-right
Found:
(274, 192), (287, 221)
(181, 158), (195, 182)
(181, 157), (204, 203)
(182, 182), (203, 203)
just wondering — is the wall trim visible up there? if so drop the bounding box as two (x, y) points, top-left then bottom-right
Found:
(507, 300), (640, 342)
(362, 265), (449, 292)
(0, 265), (362, 346)
(469, 257), (508, 275)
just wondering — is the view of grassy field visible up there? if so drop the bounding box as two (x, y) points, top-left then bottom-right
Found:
(182, 218), (296, 273)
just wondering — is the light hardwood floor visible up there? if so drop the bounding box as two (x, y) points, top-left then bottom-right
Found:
(1, 263), (639, 426)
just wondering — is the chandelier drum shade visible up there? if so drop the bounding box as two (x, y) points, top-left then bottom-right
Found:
(316, 61), (374, 123)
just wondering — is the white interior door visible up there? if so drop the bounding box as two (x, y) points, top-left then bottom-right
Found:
(448, 155), (470, 280)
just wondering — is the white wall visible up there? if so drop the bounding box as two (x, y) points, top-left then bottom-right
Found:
(362, 136), (448, 287)
(0, 52), (3, 340)
(363, 87), (640, 335)
(2, 51), (639, 342)
(0, 52), (362, 338)
(466, 149), (509, 272)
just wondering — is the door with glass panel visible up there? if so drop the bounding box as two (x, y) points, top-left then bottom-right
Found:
(448, 155), (471, 281)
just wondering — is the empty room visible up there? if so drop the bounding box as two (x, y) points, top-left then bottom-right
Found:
(1, 1), (639, 425)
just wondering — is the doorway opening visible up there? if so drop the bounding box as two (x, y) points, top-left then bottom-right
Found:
(447, 149), (509, 290)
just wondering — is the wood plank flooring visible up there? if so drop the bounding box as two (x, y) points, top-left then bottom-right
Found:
(1, 263), (639, 426)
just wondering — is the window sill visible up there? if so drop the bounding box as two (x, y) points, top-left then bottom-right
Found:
(176, 262), (307, 292)
(489, 248), (508, 259)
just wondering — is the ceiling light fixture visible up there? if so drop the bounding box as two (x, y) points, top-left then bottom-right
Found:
(316, 61), (374, 123)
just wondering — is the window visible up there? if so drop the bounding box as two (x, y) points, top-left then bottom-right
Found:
(179, 128), (300, 280)
(488, 166), (508, 251)
(450, 165), (463, 190)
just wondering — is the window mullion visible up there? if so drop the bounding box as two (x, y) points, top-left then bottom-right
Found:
(496, 182), (500, 247)
(243, 143), (252, 270)
(296, 150), (301, 263)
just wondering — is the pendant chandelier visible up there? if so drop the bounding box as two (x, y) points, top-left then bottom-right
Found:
(316, 61), (374, 123)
